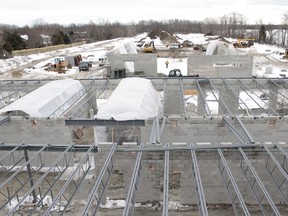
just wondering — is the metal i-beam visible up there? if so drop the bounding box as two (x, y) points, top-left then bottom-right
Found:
(234, 116), (255, 144)
(122, 143), (144, 216)
(239, 147), (281, 216)
(223, 117), (250, 144)
(149, 114), (163, 144)
(82, 142), (117, 215)
(196, 79), (211, 116)
(43, 145), (96, 215)
(162, 144), (169, 216)
(263, 144), (288, 203)
(179, 78), (185, 115)
(0, 112), (12, 125)
(65, 119), (145, 127)
(191, 146), (208, 216)
(0, 144), (98, 152)
(218, 149), (250, 216)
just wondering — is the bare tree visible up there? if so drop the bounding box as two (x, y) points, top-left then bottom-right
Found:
(282, 12), (288, 47)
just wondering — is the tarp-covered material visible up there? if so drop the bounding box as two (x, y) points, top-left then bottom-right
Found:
(0, 79), (85, 118)
(206, 40), (237, 55)
(95, 77), (160, 121)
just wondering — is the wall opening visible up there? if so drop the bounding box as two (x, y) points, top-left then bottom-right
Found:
(124, 61), (135, 73)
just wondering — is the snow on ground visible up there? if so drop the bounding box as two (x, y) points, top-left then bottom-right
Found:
(1, 33), (288, 115)
(0, 33), (287, 79)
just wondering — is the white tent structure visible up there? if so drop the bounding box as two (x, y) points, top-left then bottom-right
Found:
(0, 79), (85, 118)
(95, 78), (161, 121)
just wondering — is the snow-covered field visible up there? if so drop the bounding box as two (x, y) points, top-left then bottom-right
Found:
(1, 33), (287, 79)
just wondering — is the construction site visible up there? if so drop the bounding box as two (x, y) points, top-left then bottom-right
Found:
(0, 32), (288, 216)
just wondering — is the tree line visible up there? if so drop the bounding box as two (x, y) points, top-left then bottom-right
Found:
(0, 12), (287, 58)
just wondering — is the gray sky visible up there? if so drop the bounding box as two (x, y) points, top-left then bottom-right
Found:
(0, 0), (287, 26)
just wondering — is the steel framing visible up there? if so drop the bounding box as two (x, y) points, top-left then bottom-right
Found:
(191, 145), (209, 216)
(122, 143), (144, 216)
(162, 144), (169, 216)
(1, 78), (288, 215)
(82, 142), (117, 215)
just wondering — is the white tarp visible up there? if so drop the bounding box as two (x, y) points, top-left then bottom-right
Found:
(95, 77), (160, 121)
(206, 40), (236, 55)
(0, 79), (85, 117)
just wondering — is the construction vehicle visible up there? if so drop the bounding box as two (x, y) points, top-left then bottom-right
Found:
(143, 41), (156, 53)
(234, 38), (255, 48)
(283, 49), (288, 59)
(168, 69), (199, 77)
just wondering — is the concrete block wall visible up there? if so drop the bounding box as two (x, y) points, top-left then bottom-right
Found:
(90, 143), (287, 205)
(187, 55), (253, 78)
(140, 116), (288, 145)
(0, 117), (72, 144)
(107, 54), (158, 77)
(164, 81), (184, 115)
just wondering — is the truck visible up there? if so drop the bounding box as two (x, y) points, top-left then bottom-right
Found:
(168, 69), (199, 77)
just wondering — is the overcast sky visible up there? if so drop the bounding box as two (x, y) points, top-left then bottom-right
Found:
(0, 0), (287, 27)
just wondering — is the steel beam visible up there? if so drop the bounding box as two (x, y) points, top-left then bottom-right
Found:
(6, 144), (74, 214)
(223, 117), (250, 144)
(196, 79), (211, 116)
(263, 144), (288, 203)
(82, 142), (117, 215)
(209, 80), (232, 115)
(0, 145), (48, 211)
(162, 144), (169, 216)
(191, 147), (208, 216)
(122, 143), (144, 216)
(218, 149), (250, 216)
(65, 119), (145, 127)
(0, 143), (98, 153)
(239, 147), (281, 216)
(43, 145), (96, 215)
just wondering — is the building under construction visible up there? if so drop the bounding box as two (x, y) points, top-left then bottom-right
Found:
(0, 76), (288, 215)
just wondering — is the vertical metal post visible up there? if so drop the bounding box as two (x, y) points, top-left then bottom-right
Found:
(23, 147), (37, 203)
(90, 109), (99, 147)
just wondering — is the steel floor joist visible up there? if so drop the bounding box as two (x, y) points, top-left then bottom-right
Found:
(82, 142), (117, 215)
(0, 143), (287, 215)
(1, 77), (288, 215)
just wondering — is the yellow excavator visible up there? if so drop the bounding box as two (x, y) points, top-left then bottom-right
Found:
(143, 41), (155, 53)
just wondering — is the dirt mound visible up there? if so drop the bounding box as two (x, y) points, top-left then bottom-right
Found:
(147, 30), (162, 39)
(147, 30), (179, 43)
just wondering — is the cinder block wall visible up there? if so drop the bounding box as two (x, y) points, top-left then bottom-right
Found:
(140, 116), (288, 144)
(187, 55), (253, 78)
(0, 117), (72, 144)
(92, 143), (287, 205)
(107, 54), (158, 77)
